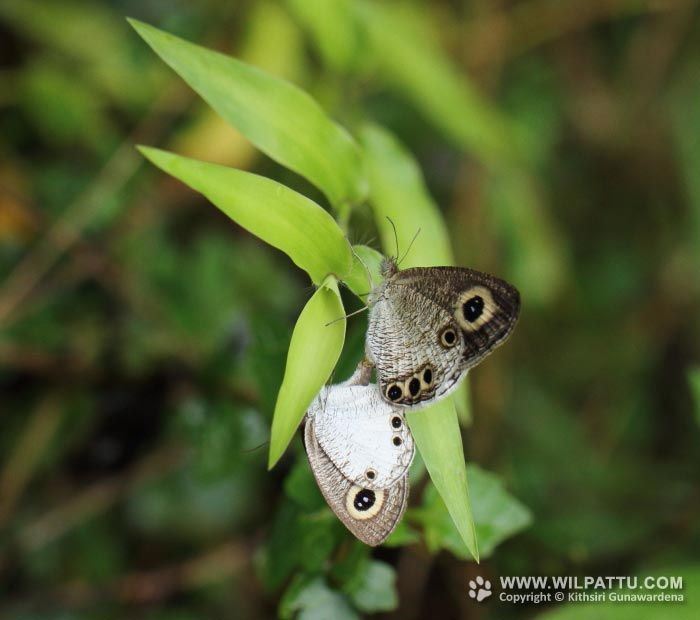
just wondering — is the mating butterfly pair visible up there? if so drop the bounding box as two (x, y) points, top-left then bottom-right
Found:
(304, 259), (520, 545)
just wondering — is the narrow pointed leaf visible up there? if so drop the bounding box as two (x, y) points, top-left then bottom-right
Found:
(417, 465), (531, 559)
(407, 399), (478, 561)
(269, 277), (346, 468)
(343, 244), (383, 298)
(354, 2), (519, 164)
(362, 124), (471, 421)
(129, 18), (367, 208)
(139, 147), (352, 284)
(361, 124), (452, 268)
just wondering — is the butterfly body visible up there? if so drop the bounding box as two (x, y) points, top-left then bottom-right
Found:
(367, 260), (520, 407)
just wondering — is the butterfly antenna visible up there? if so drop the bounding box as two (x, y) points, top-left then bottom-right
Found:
(350, 245), (375, 291)
(386, 216), (400, 260)
(325, 305), (369, 327)
(398, 227), (421, 267)
(242, 440), (269, 454)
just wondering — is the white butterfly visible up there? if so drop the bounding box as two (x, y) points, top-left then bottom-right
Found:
(304, 375), (415, 546)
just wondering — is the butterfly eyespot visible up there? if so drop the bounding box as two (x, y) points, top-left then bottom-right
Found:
(422, 367), (433, 385)
(455, 286), (498, 332)
(386, 383), (403, 401)
(408, 377), (421, 397)
(353, 489), (375, 510)
(365, 469), (376, 480)
(393, 436), (402, 446)
(462, 295), (485, 322)
(346, 485), (384, 519)
(391, 416), (402, 429)
(440, 327), (458, 348)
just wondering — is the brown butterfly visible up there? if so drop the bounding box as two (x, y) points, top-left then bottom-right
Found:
(365, 259), (520, 407)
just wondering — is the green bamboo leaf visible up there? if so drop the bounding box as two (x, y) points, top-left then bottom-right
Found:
(487, 169), (567, 305)
(407, 399), (478, 561)
(354, 3), (519, 164)
(129, 18), (367, 208)
(269, 277), (346, 468)
(360, 124), (452, 268)
(139, 147), (352, 284)
(361, 124), (471, 421)
(343, 244), (383, 298)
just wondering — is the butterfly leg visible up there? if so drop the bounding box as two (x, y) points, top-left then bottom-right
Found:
(342, 358), (374, 386)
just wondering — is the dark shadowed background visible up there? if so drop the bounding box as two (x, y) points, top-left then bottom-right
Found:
(1, 0), (699, 618)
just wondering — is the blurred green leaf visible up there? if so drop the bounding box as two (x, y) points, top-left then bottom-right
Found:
(126, 465), (262, 541)
(688, 367), (700, 427)
(280, 576), (359, 620)
(301, 529), (339, 574)
(139, 147), (353, 284)
(257, 502), (303, 591)
(415, 465), (531, 559)
(241, 0), (306, 80)
(329, 541), (370, 587)
(487, 169), (567, 305)
(343, 560), (398, 613)
(20, 60), (113, 151)
(453, 381), (472, 426)
(537, 566), (700, 620)
(360, 123), (453, 267)
(383, 519), (421, 547)
(354, 2), (519, 164)
(286, 0), (359, 73)
(269, 276), (346, 468)
(669, 56), (700, 261)
(407, 399), (478, 561)
(129, 19), (367, 208)
(0, 0), (161, 107)
(259, 506), (341, 586)
(284, 458), (325, 511)
(173, 399), (267, 480)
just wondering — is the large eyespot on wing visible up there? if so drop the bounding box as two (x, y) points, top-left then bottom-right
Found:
(453, 282), (520, 367)
(345, 486), (384, 519)
(454, 286), (497, 332)
(304, 419), (409, 546)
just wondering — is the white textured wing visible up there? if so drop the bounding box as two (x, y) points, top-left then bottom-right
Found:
(307, 384), (414, 489)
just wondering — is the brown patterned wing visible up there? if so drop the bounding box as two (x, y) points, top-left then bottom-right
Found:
(366, 267), (520, 407)
(304, 418), (409, 546)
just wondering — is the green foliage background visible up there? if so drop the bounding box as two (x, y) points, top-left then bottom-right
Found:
(1, 0), (699, 618)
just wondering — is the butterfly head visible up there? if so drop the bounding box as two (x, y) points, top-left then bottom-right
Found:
(380, 256), (399, 278)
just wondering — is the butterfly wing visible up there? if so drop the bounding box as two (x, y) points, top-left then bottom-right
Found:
(367, 267), (520, 406)
(305, 417), (409, 547)
(309, 385), (414, 489)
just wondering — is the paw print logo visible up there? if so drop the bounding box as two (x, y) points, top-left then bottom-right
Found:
(468, 576), (492, 602)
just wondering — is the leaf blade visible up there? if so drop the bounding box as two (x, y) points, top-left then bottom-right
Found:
(354, 3), (519, 164)
(139, 147), (352, 284)
(129, 18), (367, 208)
(268, 276), (346, 468)
(343, 244), (383, 298)
(360, 123), (453, 268)
(407, 399), (478, 561)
